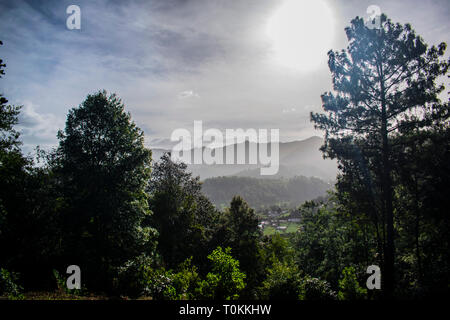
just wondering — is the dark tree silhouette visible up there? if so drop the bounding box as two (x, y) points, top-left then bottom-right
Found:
(311, 15), (448, 297)
(148, 153), (219, 270)
(53, 90), (157, 291)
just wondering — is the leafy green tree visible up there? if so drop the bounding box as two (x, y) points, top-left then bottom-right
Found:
(53, 90), (157, 292)
(298, 275), (337, 301)
(114, 253), (154, 298)
(391, 121), (450, 297)
(0, 41), (20, 152)
(337, 266), (367, 300)
(311, 15), (448, 297)
(261, 233), (295, 267)
(294, 199), (375, 290)
(0, 41), (58, 290)
(197, 246), (246, 300)
(0, 39), (26, 220)
(168, 257), (202, 300)
(148, 153), (219, 270)
(3, 165), (65, 289)
(214, 196), (263, 298)
(0, 40), (27, 265)
(260, 259), (302, 300)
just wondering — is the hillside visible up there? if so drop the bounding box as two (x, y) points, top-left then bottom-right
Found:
(201, 175), (331, 209)
(151, 136), (338, 181)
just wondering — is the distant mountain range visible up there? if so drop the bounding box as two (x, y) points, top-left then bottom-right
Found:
(151, 136), (337, 181)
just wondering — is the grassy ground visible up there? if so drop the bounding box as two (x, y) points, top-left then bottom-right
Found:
(18, 291), (106, 300)
(263, 222), (300, 236)
(1, 291), (154, 300)
(286, 223), (299, 233)
(263, 226), (276, 236)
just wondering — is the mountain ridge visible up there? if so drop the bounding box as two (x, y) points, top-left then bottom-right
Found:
(150, 136), (337, 181)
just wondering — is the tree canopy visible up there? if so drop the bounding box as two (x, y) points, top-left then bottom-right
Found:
(311, 15), (449, 297)
(53, 91), (157, 291)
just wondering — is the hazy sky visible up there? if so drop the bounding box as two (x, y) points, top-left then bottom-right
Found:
(0, 0), (449, 152)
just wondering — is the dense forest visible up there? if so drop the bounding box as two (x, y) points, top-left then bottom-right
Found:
(201, 176), (330, 209)
(1, 15), (449, 300)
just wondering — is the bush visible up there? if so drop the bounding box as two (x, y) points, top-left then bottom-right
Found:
(170, 257), (201, 300)
(145, 257), (204, 300)
(298, 275), (337, 300)
(260, 259), (301, 299)
(148, 269), (177, 300)
(337, 266), (367, 300)
(196, 247), (246, 300)
(260, 259), (337, 300)
(0, 268), (24, 299)
(115, 254), (154, 298)
(53, 269), (86, 297)
(116, 255), (202, 300)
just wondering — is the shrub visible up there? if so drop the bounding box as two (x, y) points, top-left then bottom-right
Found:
(114, 254), (154, 298)
(337, 266), (367, 300)
(196, 247), (246, 300)
(0, 268), (24, 299)
(298, 275), (337, 300)
(115, 255), (202, 300)
(148, 268), (176, 300)
(260, 259), (302, 299)
(170, 257), (201, 300)
(53, 269), (86, 296)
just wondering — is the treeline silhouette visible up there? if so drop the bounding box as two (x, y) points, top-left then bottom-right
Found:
(0, 14), (449, 300)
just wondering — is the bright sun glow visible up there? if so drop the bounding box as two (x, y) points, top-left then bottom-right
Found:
(267, 0), (336, 72)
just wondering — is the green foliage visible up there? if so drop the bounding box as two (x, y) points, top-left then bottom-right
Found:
(0, 100), (21, 152)
(52, 269), (66, 292)
(0, 38), (26, 248)
(52, 269), (86, 297)
(259, 233), (300, 299)
(215, 196), (263, 298)
(262, 233), (295, 266)
(311, 15), (449, 296)
(115, 255), (202, 300)
(0, 268), (24, 299)
(0, 41), (60, 290)
(146, 268), (176, 300)
(196, 247), (246, 300)
(337, 266), (367, 300)
(298, 275), (337, 301)
(114, 254), (154, 298)
(294, 199), (376, 289)
(260, 259), (301, 300)
(0, 13), (449, 300)
(387, 119), (450, 297)
(0, 40), (4, 77)
(150, 257), (203, 300)
(260, 249), (337, 301)
(0, 41), (21, 153)
(202, 176), (330, 209)
(169, 257), (202, 300)
(149, 153), (219, 270)
(53, 90), (157, 292)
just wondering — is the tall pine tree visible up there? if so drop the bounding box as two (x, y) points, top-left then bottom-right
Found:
(311, 15), (448, 297)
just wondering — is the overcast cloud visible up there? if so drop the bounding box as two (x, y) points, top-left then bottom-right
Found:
(0, 0), (448, 153)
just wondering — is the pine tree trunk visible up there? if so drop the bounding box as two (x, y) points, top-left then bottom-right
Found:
(380, 79), (395, 299)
